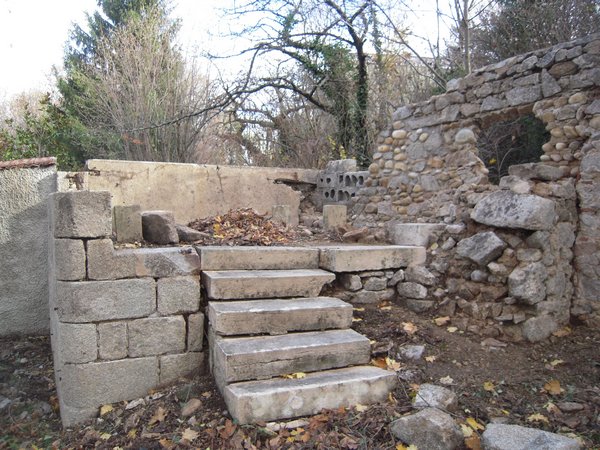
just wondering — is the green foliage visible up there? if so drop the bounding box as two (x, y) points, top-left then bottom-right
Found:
(0, 95), (84, 170)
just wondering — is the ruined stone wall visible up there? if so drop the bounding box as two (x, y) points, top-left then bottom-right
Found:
(0, 161), (57, 336)
(48, 191), (204, 426)
(352, 33), (600, 332)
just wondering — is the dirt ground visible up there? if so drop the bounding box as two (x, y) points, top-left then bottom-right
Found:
(1, 303), (599, 450)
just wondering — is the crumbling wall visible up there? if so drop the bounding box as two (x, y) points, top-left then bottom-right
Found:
(352, 33), (600, 333)
(0, 158), (57, 336)
(48, 190), (204, 426)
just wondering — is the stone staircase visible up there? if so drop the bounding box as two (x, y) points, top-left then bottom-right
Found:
(197, 246), (417, 424)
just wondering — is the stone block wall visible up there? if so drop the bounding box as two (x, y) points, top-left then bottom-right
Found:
(0, 158), (57, 336)
(48, 190), (204, 426)
(352, 33), (600, 328)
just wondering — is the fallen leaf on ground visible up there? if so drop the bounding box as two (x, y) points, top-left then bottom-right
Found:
(527, 413), (549, 424)
(353, 307), (365, 312)
(466, 417), (485, 431)
(483, 381), (495, 392)
(181, 398), (202, 417)
(447, 326), (458, 333)
(425, 355), (436, 362)
(352, 317), (363, 322)
(99, 404), (113, 416)
(461, 423), (474, 437)
(434, 316), (451, 326)
(159, 438), (175, 449)
(543, 379), (564, 395)
(439, 375), (454, 385)
(99, 433), (111, 441)
(181, 428), (199, 442)
(283, 372), (306, 379)
(371, 357), (387, 369)
(355, 404), (368, 412)
(545, 401), (561, 415)
(386, 357), (401, 371)
(550, 359), (564, 367)
(148, 406), (167, 425)
(465, 434), (482, 450)
(402, 322), (418, 334)
(552, 326), (572, 337)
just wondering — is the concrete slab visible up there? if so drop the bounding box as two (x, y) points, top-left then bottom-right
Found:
(202, 269), (335, 299)
(319, 245), (426, 272)
(197, 246), (319, 271)
(385, 222), (445, 246)
(224, 366), (397, 424)
(208, 297), (352, 335)
(213, 329), (370, 386)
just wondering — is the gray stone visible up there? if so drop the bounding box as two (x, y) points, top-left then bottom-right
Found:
(187, 312), (205, 351)
(57, 322), (97, 364)
(347, 288), (395, 304)
(405, 266), (437, 286)
(508, 262), (547, 304)
(197, 246), (319, 270)
(319, 245), (426, 272)
(522, 315), (559, 342)
(323, 205), (347, 230)
(454, 128), (476, 144)
(397, 282), (428, 299)
(541, 69), (562, 97)
(390, 407), (463, 450)
(127, 247), (201, 277)
(224, 366), (396, 425)
(142, 211), (179, 245)
(481, 96), (507, 112)
(59, 357), (158, 419)
(208, 297), (352, 336)
(98, 321), (128, 360)
(87, 238), (136, 280)
(386, 223), (445, 246)
(499, 175), (532, 194)
(157, 276), (200, 315)
(202, 269), (335, 300)
(509, 163), (565, 181)
(176, 224), (207, 242)
(56, 279), (155, 322)
(213, 329), (370, 387)
(388, 269), (405, 286)
(51, 191), (112, 238)
(128, 316), (186, 357)
(159, 352), (203, 385)
(471, 191), (557, 230)
(398, 345), (425, 360)
(482, 423), (580, 450)
(363, 276), (387, 291)
(405, 299), (435, 312)
(506, 85), (542, 106)
(471, 270), (488, 282)
(54, 239), (86, 281)
(340, 273), (362, 291)
(516, 249), (543, 262)
(456, 231), (507, 266)
(413, 384), (458, 412)
(113, 205), (142, 243)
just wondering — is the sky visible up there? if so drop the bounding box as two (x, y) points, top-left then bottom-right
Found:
(0, 0), (452, 99)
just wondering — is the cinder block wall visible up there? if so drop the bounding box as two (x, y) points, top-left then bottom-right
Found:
(48, 190), (204, 427)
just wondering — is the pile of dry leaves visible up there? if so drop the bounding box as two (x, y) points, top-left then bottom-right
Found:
(187, 208), (296, 246)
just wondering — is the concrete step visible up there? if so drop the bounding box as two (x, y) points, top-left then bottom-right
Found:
(213, 329), (370, 387)
(224, 365), (397, 424)
(197, 246), (319, 271)
(208, 297), (353, 336)
(319, 245), (426, 272)
(202, 269), (335, 299)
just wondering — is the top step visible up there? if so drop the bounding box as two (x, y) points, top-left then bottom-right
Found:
(197, 246), (319, 271)
(319, 245), (426, 272)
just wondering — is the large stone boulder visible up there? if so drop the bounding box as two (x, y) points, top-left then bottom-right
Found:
(390, 407), (463, 450)
(413, 384), (458, 412)
(142, 211), (179, 245)
(456, 231), (506, 266)
(471, 191), (557, 230)
(481, 423), (580, 450)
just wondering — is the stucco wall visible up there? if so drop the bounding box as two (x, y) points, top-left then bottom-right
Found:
(0, 165), (57, 336)
(60, 160), (319, 225)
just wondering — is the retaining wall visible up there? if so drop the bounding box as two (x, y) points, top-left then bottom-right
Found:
(0, 159), (57, 336)
(48, 190), (204, 426)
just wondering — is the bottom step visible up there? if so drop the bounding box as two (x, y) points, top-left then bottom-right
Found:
(223, 366), (397, 424)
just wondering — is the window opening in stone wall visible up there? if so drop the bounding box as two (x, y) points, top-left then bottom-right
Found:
(478, 114), (548, 184)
